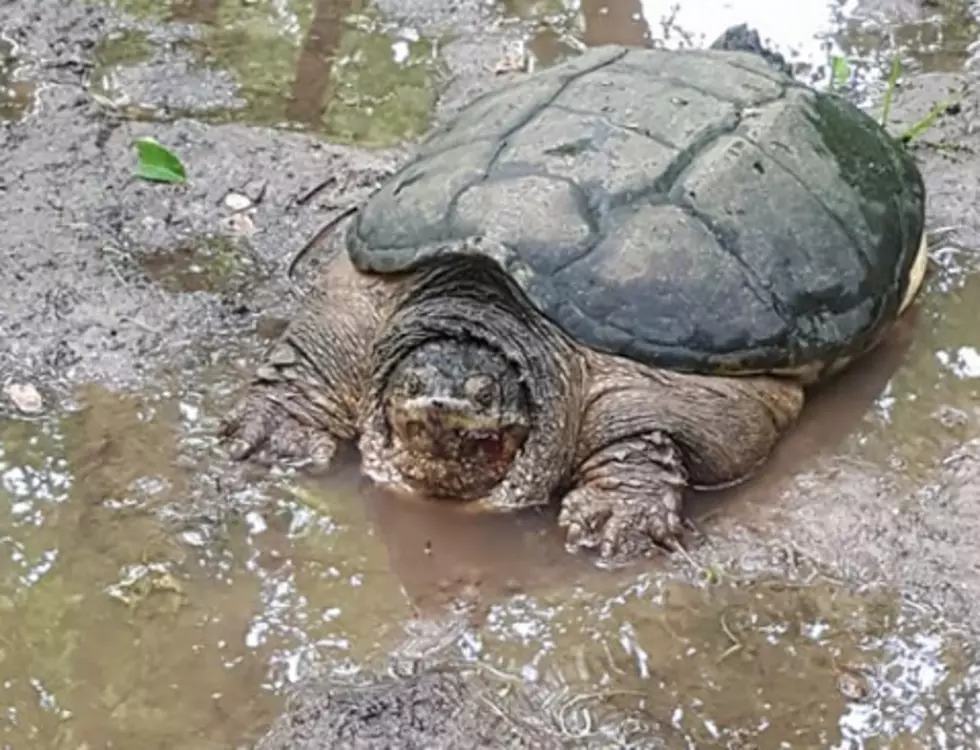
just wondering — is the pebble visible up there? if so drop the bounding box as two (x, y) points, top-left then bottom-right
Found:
(223, 191), (253, 212)
(4, 382), (44, 414)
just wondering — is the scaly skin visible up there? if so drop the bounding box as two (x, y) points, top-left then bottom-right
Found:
(221, 246), (805, 563)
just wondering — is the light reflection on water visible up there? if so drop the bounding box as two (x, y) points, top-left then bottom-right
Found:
(638, 0), (857, 58)
(516, 0), (978, 95)
(0, 385), (412, 748)
(3, 376), (980, 747)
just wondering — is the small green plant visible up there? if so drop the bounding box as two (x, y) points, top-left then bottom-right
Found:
(900, 99), (953, 144)
(878, 55), (902, 128)
(133, 137), (187, 184)
(877, 56), (959, 145)
(829, 52), (957, 148)
(829, 54), (850, 91)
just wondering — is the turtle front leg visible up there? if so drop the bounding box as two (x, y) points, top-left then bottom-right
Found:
(220, 320), (354, 470)
(559, 429), (689, 559)
(559, 360), (805, 562)
(220, 256), (383, 471)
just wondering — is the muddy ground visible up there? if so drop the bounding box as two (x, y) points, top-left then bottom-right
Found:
(1, 0), (980, 748)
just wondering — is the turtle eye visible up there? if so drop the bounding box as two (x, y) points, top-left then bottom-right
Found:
(463, 374), (497, 408)
(402, 371), (424, 397)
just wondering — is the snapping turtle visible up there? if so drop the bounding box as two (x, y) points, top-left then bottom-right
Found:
(222, 33), (928, 562)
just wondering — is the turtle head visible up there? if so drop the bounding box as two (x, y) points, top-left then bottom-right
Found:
(383, 338), (531, 499)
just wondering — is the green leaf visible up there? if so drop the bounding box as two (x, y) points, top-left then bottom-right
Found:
(830, 55), (850, 91)
(133, 137), (187, 184)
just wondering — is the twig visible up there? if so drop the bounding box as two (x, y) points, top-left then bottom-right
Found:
(556, 690), (646, 738)
(717, 610), (744, 663)
(285, 204), (360, 288)
(295, 177), (337, 206)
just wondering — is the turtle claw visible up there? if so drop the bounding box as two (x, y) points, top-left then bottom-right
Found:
(219, 387), (338, 471)
(225, 436), (256, 462)
(558, 483), (688, 563)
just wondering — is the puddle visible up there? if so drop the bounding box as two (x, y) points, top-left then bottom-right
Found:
(91, 0), (978, 143)
(96, 0), (446, 145)
(3, 376), (979, 749)
(0, 37), (35, 121)
(459, 573), (980, 748)
(136, 235), (263, 294)
(504, 0), (980, 93)
(0, 380), (413, 748)
(844, 252), (980, 484)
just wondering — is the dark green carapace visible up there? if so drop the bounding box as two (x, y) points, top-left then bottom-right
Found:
(347, 45), (926, 375)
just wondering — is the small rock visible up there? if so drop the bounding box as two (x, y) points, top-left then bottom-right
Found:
(934, 405), (969, 429)
(492, 42), (529, 75)
(4, 382), (44, 414)
(241, 179), (268, 204)
(223, 191), (253, 212)
(222, 212), (257, 237)
(836, 667), (871, 701)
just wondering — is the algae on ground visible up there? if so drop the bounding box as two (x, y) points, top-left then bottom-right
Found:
(320, 13), (444, 146)
(94, 28), (154, 69)
(498, 0), (577, 22)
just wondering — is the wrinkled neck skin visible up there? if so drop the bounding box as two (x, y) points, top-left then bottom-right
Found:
(358, 256), (584, 509)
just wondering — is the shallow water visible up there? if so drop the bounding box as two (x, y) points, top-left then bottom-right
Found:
(96, 0), (445, 145)
(509, 0), (977, 75)
(3, 0), (980, 748)
(0, 37), (34, 121)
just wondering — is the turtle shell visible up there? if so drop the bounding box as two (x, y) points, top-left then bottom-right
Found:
(346, 45), (926, 377)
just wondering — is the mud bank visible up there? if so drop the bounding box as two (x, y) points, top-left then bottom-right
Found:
(1, 0), (979, 748)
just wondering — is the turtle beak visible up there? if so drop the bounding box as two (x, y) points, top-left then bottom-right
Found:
(392, 397), (528, 461)
(400, 397), (503, 432)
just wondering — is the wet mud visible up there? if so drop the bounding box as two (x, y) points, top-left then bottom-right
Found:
(1, 0), (980, 748)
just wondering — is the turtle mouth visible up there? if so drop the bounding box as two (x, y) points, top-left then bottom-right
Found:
(405, 420), (507, 460)
(389, 400), (529, 463)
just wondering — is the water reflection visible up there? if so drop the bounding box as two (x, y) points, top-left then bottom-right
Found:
(102, 0), (444, 144)
(286, 0), (355, 124)
(0, 382), (411, 748)
(0, 37), (35, 122)
(509, 0), (980, 89)
(402, 570), (980, 748)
